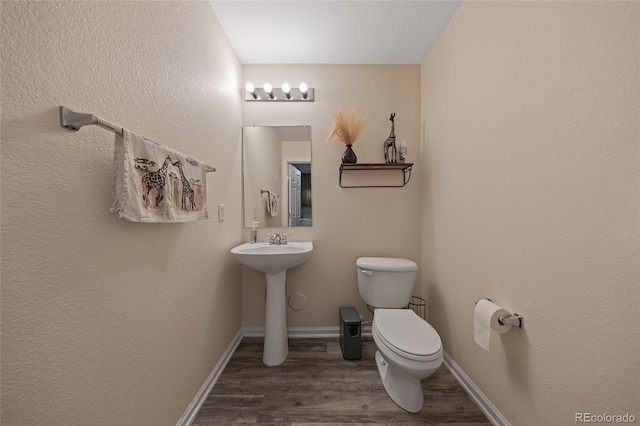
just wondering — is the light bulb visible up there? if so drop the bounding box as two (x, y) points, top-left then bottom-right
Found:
(282, 83), (291, 99)
(264, 82), (274, 99)
(299, 82), (308, 93)
(245, 82), (257, 99)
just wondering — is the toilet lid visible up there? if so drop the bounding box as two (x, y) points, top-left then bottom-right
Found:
(374, 309), (442, 358)
(356, 257), (418, 272)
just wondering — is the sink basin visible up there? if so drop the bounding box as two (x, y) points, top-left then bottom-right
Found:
(231, 241), (313, 366)
(231, 242), (313, 275)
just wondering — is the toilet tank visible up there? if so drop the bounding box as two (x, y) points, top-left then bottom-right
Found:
(356, 257), (418, 308)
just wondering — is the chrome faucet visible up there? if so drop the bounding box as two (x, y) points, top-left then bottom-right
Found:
(265, 232), (292, 245)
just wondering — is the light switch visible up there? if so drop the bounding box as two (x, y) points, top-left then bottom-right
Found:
(218, 204), (225, 221)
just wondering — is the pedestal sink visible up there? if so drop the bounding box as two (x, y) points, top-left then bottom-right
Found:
(231, 241), (313, 366)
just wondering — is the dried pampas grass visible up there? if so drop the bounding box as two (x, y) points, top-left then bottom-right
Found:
(328, 109), (365, 145)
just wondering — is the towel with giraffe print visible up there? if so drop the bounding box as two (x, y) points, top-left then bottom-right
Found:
(110, 129), (210, 222)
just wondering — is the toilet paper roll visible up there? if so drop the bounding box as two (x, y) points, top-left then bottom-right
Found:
(474, 299), (512, 352)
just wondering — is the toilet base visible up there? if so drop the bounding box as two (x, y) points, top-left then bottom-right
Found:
(375, 350), (424, 413)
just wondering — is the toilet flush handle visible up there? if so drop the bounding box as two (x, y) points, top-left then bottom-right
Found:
(361, 270), (373, 276)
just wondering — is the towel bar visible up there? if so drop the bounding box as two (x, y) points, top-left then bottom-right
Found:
(60, 106), (123, 134)
(59, 106), (215, 172)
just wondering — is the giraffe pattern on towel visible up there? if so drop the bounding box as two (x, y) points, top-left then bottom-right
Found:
(138, 155), (202, 211)
(172, 160), (196, 211)
(141, 155), (172, 207)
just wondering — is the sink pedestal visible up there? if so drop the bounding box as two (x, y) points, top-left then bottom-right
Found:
(263, 270), (288, 366)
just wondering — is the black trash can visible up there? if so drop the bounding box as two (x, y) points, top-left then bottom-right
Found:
(339, 306), (362, 360)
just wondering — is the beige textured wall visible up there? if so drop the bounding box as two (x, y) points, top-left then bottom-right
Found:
(421, 2), (639, 424)
(1, 2), (243, 425)
(241, 65), (422, 328)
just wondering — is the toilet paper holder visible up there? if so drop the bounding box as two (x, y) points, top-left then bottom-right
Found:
(476, 298), (524, 329)
(498, 313), (523, 328)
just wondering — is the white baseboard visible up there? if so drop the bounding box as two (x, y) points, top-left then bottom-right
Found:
(242, 326), (372, 338)
(176, 328), (243, 426)
(443, 352), (510, 426)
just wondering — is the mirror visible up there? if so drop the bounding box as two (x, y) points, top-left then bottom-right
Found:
(243, 126), (312, 228)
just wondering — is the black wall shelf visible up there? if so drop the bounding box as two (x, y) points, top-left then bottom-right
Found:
(339, 163), (413, 188)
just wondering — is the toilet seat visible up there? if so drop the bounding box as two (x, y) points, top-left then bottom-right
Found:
(373, 309), (442, 362)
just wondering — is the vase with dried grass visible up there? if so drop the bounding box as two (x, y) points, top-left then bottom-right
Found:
(328, 109), (365, 164)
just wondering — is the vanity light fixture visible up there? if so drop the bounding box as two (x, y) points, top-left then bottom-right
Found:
(244, 82), (315, 102)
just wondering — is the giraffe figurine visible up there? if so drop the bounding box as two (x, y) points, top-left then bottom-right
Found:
(172, 160), (196, 211)
(142, 155), (172, 207)
(383, 113), (397, 163)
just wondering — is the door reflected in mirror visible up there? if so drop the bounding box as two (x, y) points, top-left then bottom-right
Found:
(243, 126), (311, 228)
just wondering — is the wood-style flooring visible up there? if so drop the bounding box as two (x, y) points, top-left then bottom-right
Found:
(192, 337), (491, 425)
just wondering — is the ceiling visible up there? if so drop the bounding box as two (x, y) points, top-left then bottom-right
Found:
(208, 1), (462, 65)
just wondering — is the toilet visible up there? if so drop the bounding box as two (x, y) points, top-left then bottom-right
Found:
(357, 257), (443, 413)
